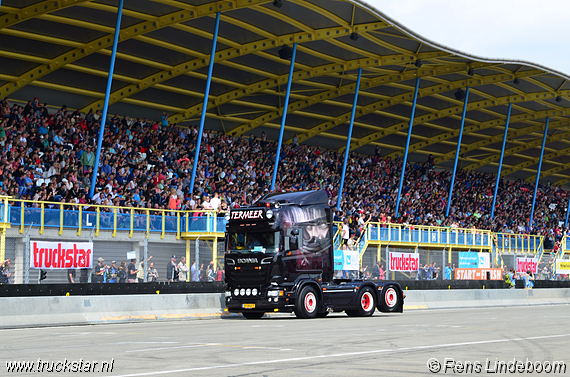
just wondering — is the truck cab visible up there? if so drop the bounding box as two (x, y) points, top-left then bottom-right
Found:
(224, 190), (404, 319)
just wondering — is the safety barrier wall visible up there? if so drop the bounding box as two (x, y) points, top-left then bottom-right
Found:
(1, 288), (570, 328)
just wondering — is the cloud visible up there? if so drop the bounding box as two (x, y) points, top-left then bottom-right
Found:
(365, 0), (570, 75)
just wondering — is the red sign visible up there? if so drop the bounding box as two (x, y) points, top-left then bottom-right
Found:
(516, 257), (538, 274)
(389, 252), (419, 272)
(30, 241), (93, 269)
(454, 268), (503, 280)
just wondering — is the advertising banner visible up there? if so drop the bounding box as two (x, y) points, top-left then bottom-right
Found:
(389, 252), (419, 272)
(516, 257), (538, 274)
(555, 260), (570, 275)
(459, 252), (490, 268)
(333, 249), (359, 271)
(454, 268), (503, 280)
(30, 241), (93, 269)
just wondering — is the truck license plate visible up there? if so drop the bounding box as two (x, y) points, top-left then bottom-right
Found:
(242, 304), (255, 309)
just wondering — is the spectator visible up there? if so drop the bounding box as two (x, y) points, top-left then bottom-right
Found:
(177, 256), (189, 282)
(0, 259), (12, 284)
(93, 257), (106, 283)
(127, 258), (138, 283)
(191, 260), (199, 282)
(106, 261), (118, 283)
(67, 268), (76, 284)
(147, 262), (159, 282)
(137, 256), (152, 283)
(166, 255), (178, 282)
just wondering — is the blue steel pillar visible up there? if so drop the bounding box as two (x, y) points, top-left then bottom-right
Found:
(446, 87), (470, 217)
(90, 0), (124, 198)
(395, 77), (420, 218)
(491, 103), (512, 220)
(337, 68), (363, 211)
(270, 43), (297, 192)
(189, 12), (221, 195)
(529, 117), (549, 227)
(564, 191), (570, 228)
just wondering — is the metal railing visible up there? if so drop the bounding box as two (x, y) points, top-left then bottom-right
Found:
(9, 199), (227, 239)
(493, 233), (544, 255)
(362, 222), (492, 248)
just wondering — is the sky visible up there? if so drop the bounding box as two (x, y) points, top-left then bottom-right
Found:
(365, 0), (570, 77)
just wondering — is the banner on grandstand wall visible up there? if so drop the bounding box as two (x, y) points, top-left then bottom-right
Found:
(555, 260), (570, 275)
(454, 268), (502, 280)
(333, 249), (360, 271)
(458, 252), (490, 268)
(389, 252), (419, 272)
(516, 257), (538, 274)
(29, 241), (93, 269)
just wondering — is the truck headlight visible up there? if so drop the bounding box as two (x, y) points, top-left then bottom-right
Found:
(266, 209), (273, 219)
(246, 288), (251, 296)
(225, 291), (231, 297)
(267, 291), (278, 297)
(252, 288), (258, 296)
(234, 288), (239, 296)
(240, 288), (246, 296)
(224, 212), (230, 220)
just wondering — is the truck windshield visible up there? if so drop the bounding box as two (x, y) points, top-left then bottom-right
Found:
(228, 231), (279, 254)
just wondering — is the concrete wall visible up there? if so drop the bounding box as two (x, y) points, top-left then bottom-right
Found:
(0, 293), (228, 328)
(402, 288), (570, 310)
(1, 289), (569, 328)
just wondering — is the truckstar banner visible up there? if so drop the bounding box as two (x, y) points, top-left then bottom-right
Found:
(516, 257), (538, 274)
(389, 252), (419, 272)
(30, 241), (93, 269)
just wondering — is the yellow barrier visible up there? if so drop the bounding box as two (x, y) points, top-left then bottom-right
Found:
(8, 198), (226, 240)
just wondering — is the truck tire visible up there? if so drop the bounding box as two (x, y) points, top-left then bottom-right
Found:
(357, 287), (376, 316)
(345, 286), (376, 317)
(242, 312), (265, 319)
(295, 286), (318, 319)
(380, 285), (400, 312)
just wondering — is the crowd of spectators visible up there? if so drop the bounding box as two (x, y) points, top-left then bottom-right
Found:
(2, 96), (570, 246)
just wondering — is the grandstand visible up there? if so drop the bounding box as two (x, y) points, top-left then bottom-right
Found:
(0, 0), (569, 284)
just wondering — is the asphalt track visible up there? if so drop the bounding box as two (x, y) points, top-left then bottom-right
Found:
(2, 306), (569, 377)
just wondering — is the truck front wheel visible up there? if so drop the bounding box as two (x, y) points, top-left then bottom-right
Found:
(295, 286), (318, 319)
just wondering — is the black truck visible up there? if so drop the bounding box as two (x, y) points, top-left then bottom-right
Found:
(224, 190), (404, 319)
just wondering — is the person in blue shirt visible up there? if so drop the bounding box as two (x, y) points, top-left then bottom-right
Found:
(445, 264), (452, 280)
(523, 270), (534, 289)
(105, 261), (117, 283)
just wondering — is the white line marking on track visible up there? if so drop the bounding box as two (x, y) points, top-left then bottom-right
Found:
(125, 345), (207, 353)
(112, 333), (570, 377)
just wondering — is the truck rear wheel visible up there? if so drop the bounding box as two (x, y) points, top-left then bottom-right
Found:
(295, 286), (318, 319)
(242, 312), (265, 319)
(380, 285), (399, 312)
(357, 287), (376, 316)
(346, 287), (376, 317)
